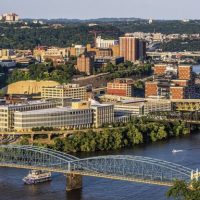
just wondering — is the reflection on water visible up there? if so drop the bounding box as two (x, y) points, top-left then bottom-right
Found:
(0, 132), (200, 200)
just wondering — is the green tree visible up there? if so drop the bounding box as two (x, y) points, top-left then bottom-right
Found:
(167, 180), (200, 200)
(127, 125), (143, 146)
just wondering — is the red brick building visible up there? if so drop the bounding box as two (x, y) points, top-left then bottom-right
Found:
(170, 87), (187, 99)
(154, 64), (167, 75)
(107, 79), (135, 97)
(145, 82), (158, 98)
(178, 65), (193, 80)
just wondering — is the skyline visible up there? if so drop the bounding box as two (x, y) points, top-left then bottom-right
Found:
(1, 0), (200, 20)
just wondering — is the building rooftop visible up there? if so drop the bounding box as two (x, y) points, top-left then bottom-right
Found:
(15, 106), (91, 115)
(0, 100), (55, 109)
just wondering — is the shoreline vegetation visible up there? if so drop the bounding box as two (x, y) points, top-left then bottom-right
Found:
(20, 117), (198, 153)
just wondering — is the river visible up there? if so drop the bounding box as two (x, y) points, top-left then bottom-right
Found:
(0, 132), (200, 200)
(193, 65), (200, 74)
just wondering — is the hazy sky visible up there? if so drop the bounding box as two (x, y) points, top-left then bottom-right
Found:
(0, 0), (199, 20)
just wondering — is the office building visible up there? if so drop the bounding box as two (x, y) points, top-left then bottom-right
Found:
(95, 36), (118, 48)
(41, 84), (88, 100)
(91, 99), (114, 128)
(0, 100), (61, 131)
(14, 106), (93, 131)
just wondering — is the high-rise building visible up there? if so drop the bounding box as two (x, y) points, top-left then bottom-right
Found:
(76, 54), (94, 75)
(119, 36), (146, 62)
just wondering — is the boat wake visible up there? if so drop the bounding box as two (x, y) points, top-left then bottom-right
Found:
(172, 147), (200, 154)
(172, 149), (184, 153)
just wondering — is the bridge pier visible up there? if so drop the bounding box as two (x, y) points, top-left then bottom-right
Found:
(66, 173), (82, 191)
(48, 133), (52, 141)
(31, 134), (34, 143)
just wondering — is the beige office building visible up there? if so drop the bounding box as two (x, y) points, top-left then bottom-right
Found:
(91, 100), (114, 128)
(41, 84), (88, 101)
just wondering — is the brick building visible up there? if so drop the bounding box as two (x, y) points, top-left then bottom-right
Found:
(107, 79), (135, 97)
(178, 65), (193, 80)
(119, 36), (146, 62)
(145, 82), (158, 98)
(154, 64), (167, 75)
(76, 54), (94, 75)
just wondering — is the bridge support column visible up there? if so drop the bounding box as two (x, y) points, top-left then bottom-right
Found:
(48, 134), (52, 141)
(31, 134), (34, 143)
(66, 173), (82, 191)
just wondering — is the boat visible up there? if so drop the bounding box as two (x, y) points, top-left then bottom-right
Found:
(23, 170), (52, 184)
(172, 149), (184, 153)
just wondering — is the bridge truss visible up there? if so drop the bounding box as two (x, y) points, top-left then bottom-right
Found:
(0, 145), (194, 186)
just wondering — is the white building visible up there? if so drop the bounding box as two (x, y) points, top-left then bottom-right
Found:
(96, 36), (118, 48)
(0, 100), (61, 131)
(14, 107), (93, 131)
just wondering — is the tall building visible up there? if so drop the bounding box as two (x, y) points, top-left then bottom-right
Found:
(119, 36), (146, 62)
(107, 79), (135, 97)
(41, 84), (88, 101)
(76, 54), (94, 75)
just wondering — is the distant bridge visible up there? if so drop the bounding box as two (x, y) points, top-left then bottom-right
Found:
(149, 111), (200, 125)
(0, 145), (198, 191)
(147, 51), (200, 58)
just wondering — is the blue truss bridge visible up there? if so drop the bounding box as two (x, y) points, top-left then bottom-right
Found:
(0, 145), (198, 191)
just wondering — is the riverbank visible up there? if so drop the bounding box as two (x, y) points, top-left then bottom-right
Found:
(20, 118), (199, 154)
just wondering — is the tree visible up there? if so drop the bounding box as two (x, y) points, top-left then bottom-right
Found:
(54, 138), (65, 151)
(167, 180), (200, 200)
(127, 125), (143, 146)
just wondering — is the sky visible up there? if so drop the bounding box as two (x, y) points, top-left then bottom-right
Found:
(0, 0), (199, 20)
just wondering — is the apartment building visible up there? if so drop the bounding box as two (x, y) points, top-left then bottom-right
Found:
(76, 54), (94, 75)
(119, 36), (146, 62)
(107, 79), (135, 97)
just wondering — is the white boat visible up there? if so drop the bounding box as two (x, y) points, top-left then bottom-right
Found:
(23, 170), (52, 184)
(172, 149), (184, 153)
